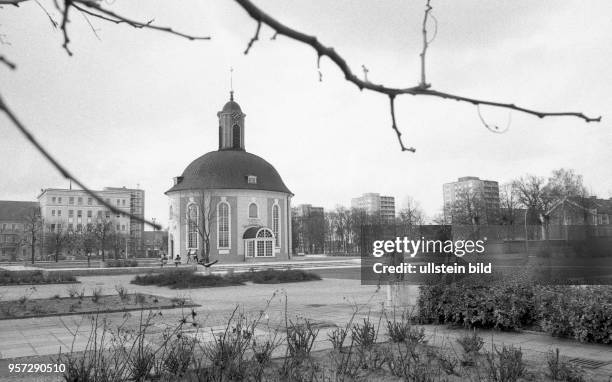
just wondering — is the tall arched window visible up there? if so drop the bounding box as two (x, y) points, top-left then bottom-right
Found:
(248, 203), (258, 218)
(232, 124), (241, 149)
(187, 204), (198, 250)
(272, 204), (280, 247)
(217, 202), (230, 248)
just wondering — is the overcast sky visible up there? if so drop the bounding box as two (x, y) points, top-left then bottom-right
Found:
(1, 0), (611, 227)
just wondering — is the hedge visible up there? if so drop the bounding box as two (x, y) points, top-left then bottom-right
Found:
(418, 276), (612, 344)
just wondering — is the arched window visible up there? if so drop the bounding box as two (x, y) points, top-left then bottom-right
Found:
(232, 124), (241, 149)
(272, 204), (280, 248)
(217, 202), (230, 248)
(187, 204), (198, 250)
(169, 205), (173, 220)
(256, 228), (273, 257)
(248, 203), (258, 218)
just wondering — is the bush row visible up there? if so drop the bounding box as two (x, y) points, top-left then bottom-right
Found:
(418, 277), (612, 344)
(131, 268), (321, 289)
(0, 270), (77, 285)
(105, 259), (139, 267)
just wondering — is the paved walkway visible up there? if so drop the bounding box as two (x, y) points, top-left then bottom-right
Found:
(0, 274), (610, 379)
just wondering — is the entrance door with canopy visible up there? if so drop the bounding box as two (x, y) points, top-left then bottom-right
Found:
(243, 227), (275, 258)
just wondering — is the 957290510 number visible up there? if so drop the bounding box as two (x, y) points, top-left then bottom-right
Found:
(8, 363), (65, 373)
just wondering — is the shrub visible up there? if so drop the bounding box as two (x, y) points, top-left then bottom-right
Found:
(246, 269), (321, 284)
(418, 276), (535, 331)
(286, 318), (319, 359)
(91, 287), (102, 303)
(351, 318), (377, 348)
(115, 284), (129, 302)
(485, 344), (525, 382)
(106, 259), (139, 267)
(131, 270), (244, 289)
(419, 276), (612, 344)
(159, 336), (194, 376)
(134, 293), (146, 305)
(0, 270), (76, 285)
(547, 348), (585, 382)
(457, 330), (485, 354)
(536, 286), (612, 344)
(457, 329), (485, 366)
(328, 326), (350, 350)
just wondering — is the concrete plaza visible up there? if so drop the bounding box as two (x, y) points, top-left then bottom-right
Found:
(0, 270), (611, 380)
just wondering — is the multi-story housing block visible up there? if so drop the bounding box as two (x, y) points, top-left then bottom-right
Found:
(351, 193), (396, 222)
(37, 187), (145, 256)
(443, 177), (501, 225)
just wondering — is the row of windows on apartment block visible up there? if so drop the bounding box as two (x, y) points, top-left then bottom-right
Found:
(48, 223), (127, 232)
(186, 203), (281, 250)
(0, 234), (19, 243)
(49, 209), (127, 219)
(49, 196), (129, 207)
(1, 223), (21, 231)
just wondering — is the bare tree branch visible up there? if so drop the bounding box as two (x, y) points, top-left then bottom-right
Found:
(243, 21), (260, 54)
(79, 7), (101, 40)
(419, 0), (433, 88)
(0, 93), (162, 230)
(0, 55), (16, 69)
(234, 0), (602, 151)
(34, 0), (58, 28)
(3, 0), (210, 54)
(59, 0), (72, 56)
(477, 105), (511, 134)
(389, 95), (416, 153)
(74, 0), (210, 41)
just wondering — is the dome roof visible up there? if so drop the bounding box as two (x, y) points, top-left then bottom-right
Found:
(222, 100), (242, 113)
(166, 150), (292, 195)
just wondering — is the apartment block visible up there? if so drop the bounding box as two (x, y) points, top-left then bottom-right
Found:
(443, 176), (500, 224)
(37, 186), (145, 255)
(351, 193), (396, 222)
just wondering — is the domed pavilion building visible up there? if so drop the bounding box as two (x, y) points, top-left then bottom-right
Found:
(166, 93), (293, 263)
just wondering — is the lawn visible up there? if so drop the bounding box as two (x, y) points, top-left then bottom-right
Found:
(131, 268), (321, 289)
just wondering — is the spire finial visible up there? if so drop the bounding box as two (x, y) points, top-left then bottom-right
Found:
(230, 67), (234, 101)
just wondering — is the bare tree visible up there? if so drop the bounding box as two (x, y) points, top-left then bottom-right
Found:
(92, 220), (113, 261)
(547, 168), (587, 201)
(512, 175), (553, 225)
(45, 224), (70, 262)
(186, 190), (217, 263)
(73, 225), (97, 265)
(499, 183), (520, 225)
(448, 188), (485, 226)
(109, 229), (127, 260)
(397, 197), (425, 227)
(21, 206), (42, 264)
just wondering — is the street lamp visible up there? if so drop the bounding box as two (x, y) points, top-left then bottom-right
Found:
(524, 208), (529, 256)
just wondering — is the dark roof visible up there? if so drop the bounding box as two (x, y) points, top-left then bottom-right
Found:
(166, 150), (292, 195)
(242, 226), (261, 239)
(0, 201), (39, 221)
(222, 100), (242, 113)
